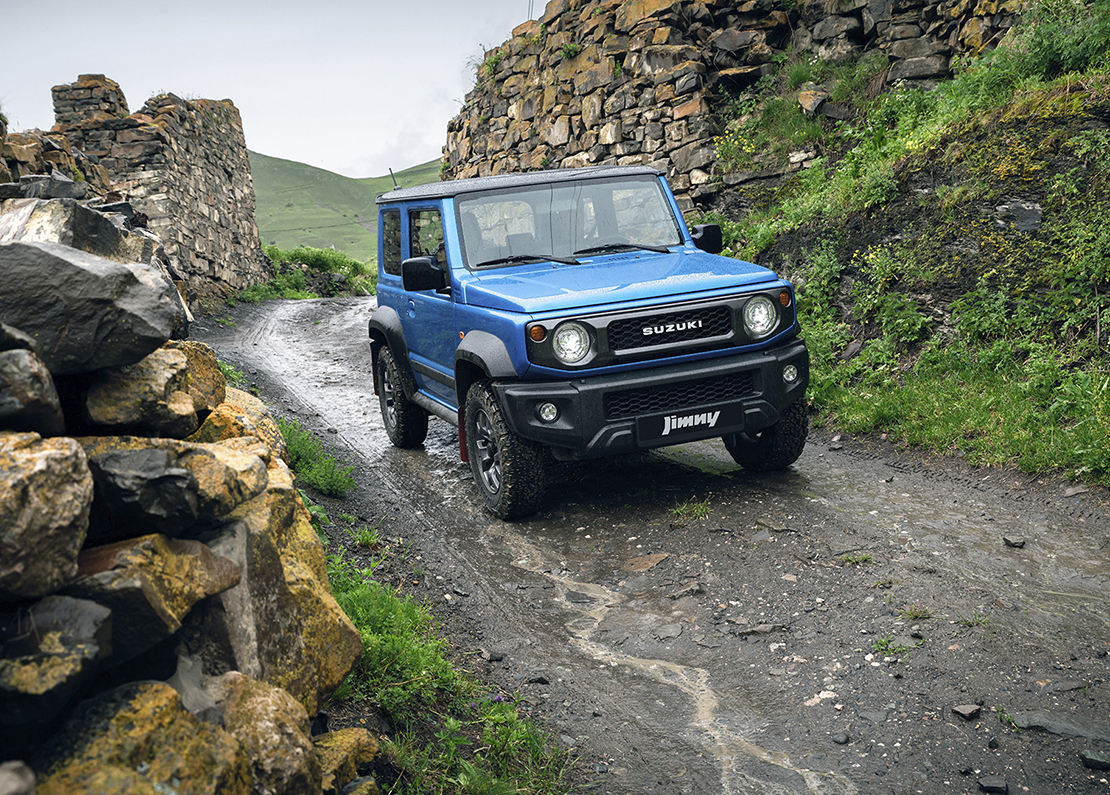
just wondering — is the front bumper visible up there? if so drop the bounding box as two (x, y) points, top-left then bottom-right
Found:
(492, 338), (809, 459)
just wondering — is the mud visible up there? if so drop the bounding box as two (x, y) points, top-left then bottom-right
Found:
(195, 297), (1110, 795)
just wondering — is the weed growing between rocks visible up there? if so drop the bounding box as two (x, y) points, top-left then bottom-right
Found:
(278, 416), (355, 497)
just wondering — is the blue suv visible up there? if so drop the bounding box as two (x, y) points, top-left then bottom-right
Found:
(369, 165), (808, 519)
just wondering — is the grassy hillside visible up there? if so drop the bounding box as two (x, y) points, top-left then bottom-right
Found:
(700, 0), (1110, 484)
(249, 153), (440, 264)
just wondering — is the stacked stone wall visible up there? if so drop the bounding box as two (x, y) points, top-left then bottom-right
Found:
(51, 75), (269, 300)
(442, 0), (1022, 208)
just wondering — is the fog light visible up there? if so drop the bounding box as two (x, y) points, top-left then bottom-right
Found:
(783, 364), (799, 383)
(537, 402), (559, 423)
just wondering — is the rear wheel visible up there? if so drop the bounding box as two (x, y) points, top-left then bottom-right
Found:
(465, 381), (545, 520)
(376, 346), (428, 448)
(723, 398), (808, 471)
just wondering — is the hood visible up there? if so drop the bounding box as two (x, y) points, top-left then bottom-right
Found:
(458, 249), (778, 314)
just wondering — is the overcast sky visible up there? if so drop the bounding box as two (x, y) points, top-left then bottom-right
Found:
(2, 0), (536, 178)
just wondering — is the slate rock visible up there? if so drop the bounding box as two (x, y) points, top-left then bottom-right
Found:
(0, 595), (112, 758)
(1011, 710), (1110, 741)
(0, 348), (64, 436)
(63, 533), (241, 664)
(1080, 749), (1110, 770)
(29, 681), (250, 795)
(0, 432), (92, 602)
(0, 241), (180, 375)
(86, 447), (200, 542)
(84, 347), (198, 438)
(978, 775), (1008, 793)
(0, 198), (149, 263)
(953, 704), (982, 720)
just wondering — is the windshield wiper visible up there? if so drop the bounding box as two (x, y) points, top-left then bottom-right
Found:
(475, 253), (579, 267)
(573, 242), (671, 256)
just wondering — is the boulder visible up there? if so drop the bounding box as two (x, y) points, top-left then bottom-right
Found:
(0, 198), (151, 264)
(86, 447), (200, 541)
(30, 681), (251, 795)
(63, 534), (240, 664)
(0, 241), (181, 375)
(189, 387), (289, 464)
(78, 435), (270, 530)
(0, 432), (92, 602)
(0, 596), (113, 758)
(84, 347), (199, 438)
(314, 728), (380, 795)
(189, 461), (361, 715)
(208, 671), (322, 795)
(164, 340), (226, 415)
(0, 348), (64, 437)
(0, 761), (35, 795)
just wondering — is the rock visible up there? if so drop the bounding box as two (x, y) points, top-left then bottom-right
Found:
(978, 775), (1008, 793)
(0, 432), (92, 602)
(188, 386), (289, 464)
(0, 198), (150, 264)
(315, 728), (380, 795)
(1080, 749), (1110, 770)
(209, 671), (322, 795)
(0, 348), (64, 436)
(30, 681), (250, 795)
(0, 596), (112, 758)
(952, 704), (982, 720)
(63, 534), (240, 664)
(0, 241), (181, 375)
(84, 346), (198, 438)
(1010, 710), (1110, 741)
(78, 435), (270, 526)
(166, 652), (221, 723)
(0, 761), (35, 795)
(164, 340), (226, 415)
(187, 460), (361, 715)
(86, 447), (199, 541)
(1001, 535), (1025, 548)
(831, 733), (850, 745)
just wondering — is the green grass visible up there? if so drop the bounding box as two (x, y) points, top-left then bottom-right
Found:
(250, 152), (440, 265)
(327, 550), (571, 794)
(277, 416), (355, 497)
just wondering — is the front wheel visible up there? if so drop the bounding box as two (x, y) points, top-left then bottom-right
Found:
(376, 346), (428, 448)
(464, 381), (545, 520)
(723, 399), (808, 471)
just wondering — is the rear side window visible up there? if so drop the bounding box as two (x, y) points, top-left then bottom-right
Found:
(410, 208), (446, 266)
(381, 209), (402, 276)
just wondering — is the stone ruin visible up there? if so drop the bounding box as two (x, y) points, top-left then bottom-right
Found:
(0, 126), (382, 795)
(442, 0), (1022, 209)
(2, 74), (271, 310)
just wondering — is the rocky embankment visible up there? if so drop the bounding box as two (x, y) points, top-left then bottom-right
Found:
(0, 175), (380, 791)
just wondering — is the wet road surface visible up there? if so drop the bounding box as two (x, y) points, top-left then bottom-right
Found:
(196, 297), (1110, 795)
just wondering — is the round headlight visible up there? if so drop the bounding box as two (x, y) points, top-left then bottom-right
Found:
(743, 296), (778, 338)
(552, 321), (591, 365)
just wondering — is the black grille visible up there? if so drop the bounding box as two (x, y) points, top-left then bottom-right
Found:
(608, 306), (732, 351)
(605, 371), (755, 420)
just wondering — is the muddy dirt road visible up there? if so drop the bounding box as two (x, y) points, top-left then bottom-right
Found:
(195, 297), (1110, 795)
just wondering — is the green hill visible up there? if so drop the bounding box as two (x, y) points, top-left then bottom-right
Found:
(249, 152), (441, 264)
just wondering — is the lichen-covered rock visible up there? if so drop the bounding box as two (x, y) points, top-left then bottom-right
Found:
(0, 432), (92, 602)
(0, 241), (181, 375)
(314, 728), (380, 795)
(0, 595), (112, 758)
(31, 681), (251, 795)
(192, 460), (361, 715)
(78, 435), (270, 531)
(63, 534), (240, 664)
(84, 346), (198, 438)
(189, 386), (289, 464)
(165, 340), (226, 415)
(208, 671), (321, 795)
(0, 347), (64, 437)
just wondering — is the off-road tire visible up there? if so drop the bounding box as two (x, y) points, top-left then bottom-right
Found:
(465, 381), (545, 520)
(723, 398), (808, 471)
(376, 346), (428, 448)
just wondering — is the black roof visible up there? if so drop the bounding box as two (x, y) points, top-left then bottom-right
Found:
(375, 165), (663, 204)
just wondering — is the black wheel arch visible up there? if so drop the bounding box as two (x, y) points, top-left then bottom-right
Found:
(368, 306), (418, 398)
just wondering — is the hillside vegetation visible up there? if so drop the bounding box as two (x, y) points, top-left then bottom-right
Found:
(703, 0), (1110, 485)
(249, 153), (440, 263)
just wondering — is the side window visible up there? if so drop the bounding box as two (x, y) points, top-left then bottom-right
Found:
(382, 209), (402, 276)
(410, 208), (446, 267)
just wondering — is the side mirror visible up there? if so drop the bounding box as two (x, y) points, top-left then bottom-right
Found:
(401, 256), (447, 292)
(691, 224), (723, 255)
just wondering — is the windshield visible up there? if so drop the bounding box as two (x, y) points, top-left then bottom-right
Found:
(456, 175), (684, 268)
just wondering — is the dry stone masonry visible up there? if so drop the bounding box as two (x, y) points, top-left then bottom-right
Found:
(442, 0), (1021, 208)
